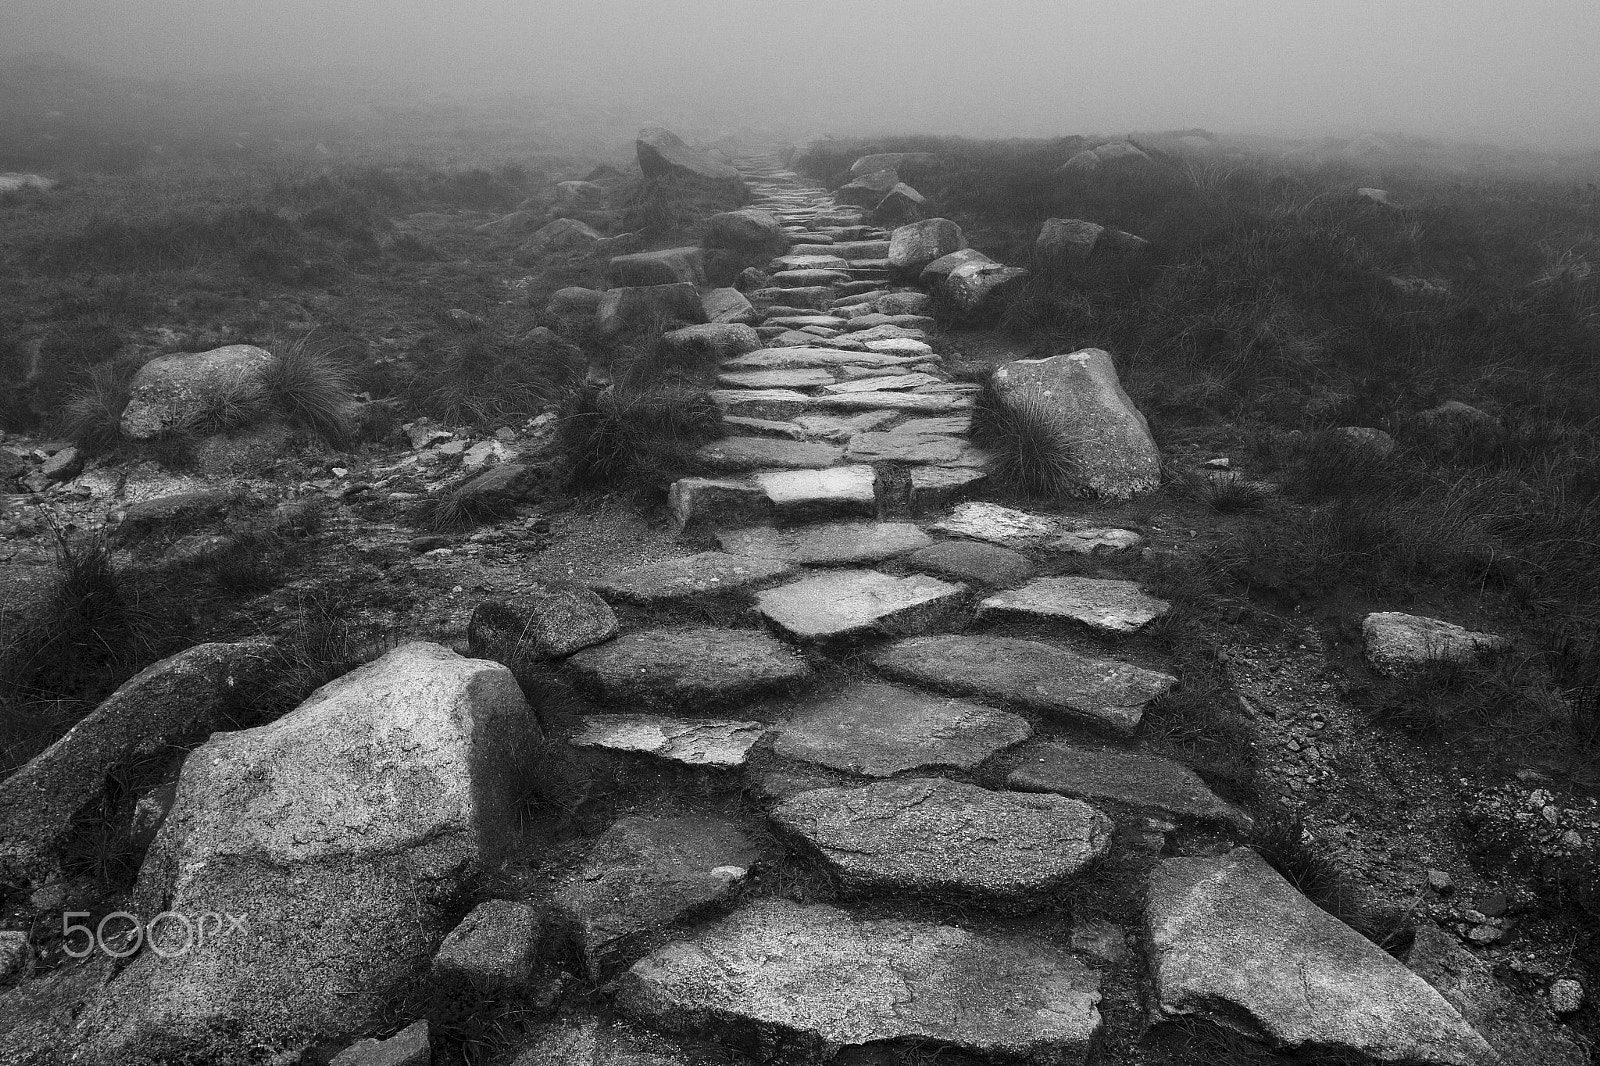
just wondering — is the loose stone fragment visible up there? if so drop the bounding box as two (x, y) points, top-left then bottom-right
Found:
(467, 581), (620, 661)
(1362, 612), (1506, 678)
(569, 714), (768, 769)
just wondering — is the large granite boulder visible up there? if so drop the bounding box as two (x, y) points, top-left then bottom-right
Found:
(67, 643), (542, 1060)
(0, 642), (276, 887)
(702, 209), (789, 255)
(659, 323), (761, 367)
(984, 349), (1160, 500)
(1035, 218), (1151, 276)
(596, 284), (708, 338)
(120, 345), (278, 440)
(1145, 848), (1496, 1064)
(636, 128), (747, 205)
(834, 170), (900, 209)
(887, 218), (966, 276)
(941, 261), (1029, 321)
(606, 248), (706, 287)
(1362, 612), (1506, 678)
(873, 183), (927, 226)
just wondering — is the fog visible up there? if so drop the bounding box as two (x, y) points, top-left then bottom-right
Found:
(5, 0), (1600, 148)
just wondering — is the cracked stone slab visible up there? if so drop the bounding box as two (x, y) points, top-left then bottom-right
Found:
(754, 465), (877, 520)
(979, 577), (1171, 634)
(1145, 848), (1497, 1065)
(756, 570), (966, 643)
(720, 415), (807, 440)
(723, 348), (921, 372)
(906, 540), (1034, 587)
(569, 714), (768, 768)
(811, 392), (972, 414)
(555, 815), (765, 975)
(616, 899), (1104, 1062)
(566, 628), (810, 709)
(716, 368), (835, 390)
(763, 315), (847, 330)
(932, 501), (1057, 545)
(1007, 740), (1252, 831)
(870, 634), (1175, 736)
(1362, 612), (1506, 678)
(769, 681), (1031, 776)
(845, 432), (987, 466)
(719, 521), (931, 565)
(695, 437), (844, 472)
(908, 466), (987, 512)
(590, 552), (797, 605)
(821, 373), (943, 394)
(772, 778), (1111, 902)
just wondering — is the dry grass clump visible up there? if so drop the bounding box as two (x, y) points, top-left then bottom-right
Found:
(555, 380), (722, 492)
(261, 331), (358, 446)
(59, 363), (136, 452)
(968, 370), (1082, 498)
(1250, 811), (1412, 953)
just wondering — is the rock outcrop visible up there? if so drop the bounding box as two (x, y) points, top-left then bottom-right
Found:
(636, 128), (747, 206)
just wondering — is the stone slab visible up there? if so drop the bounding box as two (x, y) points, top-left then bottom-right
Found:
(932, 501), (1057, 545)
(722, 348), (921, 371)
(566, 628), (810, 709)
(908, 466), (988, 513)
(790, 411), (899, 442)
(695, 437), (843, 472)
(755, 570), (965, 642)
(716, 368), (835, 390)
(590, 552), (797, 605)
(1048, 528), (1145, 554)
(719, 521), (932, 565)
(822, 373), (943, 394)
(979, 577), (1170, 634)
(905, 540), (1034, 587)
(569, 714), (768, 768)
(710, 389), (811, 421)
(845, 432), (987, 466)
(812, 392), (972, 414)
(754, 466), (877, 520)
(1007, 740), (1252, 830)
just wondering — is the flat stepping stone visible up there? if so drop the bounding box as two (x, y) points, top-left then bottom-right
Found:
(932, 501), (1057, 545)
(569, 714), (768, 768)
(772, 778), (1111, 901)
(616, 899), (1105, 1063)
(710, 388), (811, 420)
(755, 569), (965, 642)
(771, 681), (1031, 776)
(1362, 611), (1505, 678)
(1049, 527), (1145, 554)
(1145, 848), (1495, 1064)
(762, 315), (847, 330)
(723, 348), (920, 371)
(719, 521), (932, 565)
(812, 391), (972, 413)
(668, 477), (771, 529)
(717, 368), (835, 390)
(863, 338), (935, 358)
(909, 466), (988, 512)
(771, 254), (848, 270)
(555, 815), (766, 975)
(590, 552), (797, 605)
(754, 465), (877, 520)
(870, 634), (1175, 736)
(979, 577), (1170, 634)
(792, 411), (898, 441)
(721, 415), (807, 440)
(566, 627), (810, 709)
(822, 373), (943, 394)
(895, 414), (971, 434)
(906, 540), (1034, 587)
(771, 269), (853, 287)
(1008, 740), (1253, 830)
(695, 436), (842, 472)
(846, 431), (987, 466)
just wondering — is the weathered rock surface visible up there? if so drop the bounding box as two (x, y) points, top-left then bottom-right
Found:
(566, 628), (810, 708)
(1008, 740), (1251, 830)
(753, 465), (878, 519)
(941, 262), (1030, 320)
(466, 581), (619, 662)
(667, 477), (771, 529)
(812, 391), (971, 414)
(905, 539), (1034, 587)
(768, 681), (1029, 776)
(845, 431), (986, 465)
(755, 570), (965, 642)
(1049, 527), (1145, 554)
(719, 521), (931, 565)
(1145, 848), (1496, 1065)
(0, 641), (275, 886)
(1362, 612), (1506, 678)
(120, 345), (278, 440)
(702, 209), (788, 253)
(773, 778), (1111, 901)
(988, 349), (1160, 499)
(887, 217), (966, 275)
(694, 437), (843, 472)
(433, 899), (545, 992)
(701, 286), (758, 325)
(871, 634), (1175, 735)
(979, 576), (1170, 634)
(636, 128), (747, 203)
(908, 465), (987, 512)
(607, 248), (706, 287)
(524, 217), (602, 254)
(931, 500), (1056, 545)
(723, 347), (919, 371)
(329, 1020), (430, 1066)
(570, 715), (767, 768)
(555, 815), (764, 975)
(617, 899), (1104, 1062)
(597, 284), (707, 337)
(69, 643), (541, 1058)
(591, 552), (795, 605)
(659, 323), (761, 365)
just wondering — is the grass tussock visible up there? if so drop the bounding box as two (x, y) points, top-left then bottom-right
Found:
(260, 331), (359, 446)
(59, 363), (135, 452)
(968, 371), (1082, 497)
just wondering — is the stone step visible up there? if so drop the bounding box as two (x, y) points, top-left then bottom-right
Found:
(812, 391), (973, 414)
(870, 634), (1176, 736)
(722, 347), (922, 371)
(766, 680), (1032, 776)
(770, 778), (1111, 903)
(753, 465), (879, 520)
(718, 520), (932, 565)
(977, 577), (1171, 634)
(754, 569), (965, 643)
(932, 501), (1058, 546)
(909, 466), (989, 513)
(905, 539), (1035, 588)
(589, 552), (797, 606)
(845, 432), (988, 466)
(822, 372), (944, 394)
(1007, 739), (1252, 831)
(717, 367), (836, 390)
(565, 627), (811, 709)
(772, 269), (853, 287)
(615, 899), (1104, 1063)
(569, 713), (768, 768)
(695, 436), (844, 472)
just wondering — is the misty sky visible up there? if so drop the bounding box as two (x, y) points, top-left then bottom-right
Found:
(4, 0), (1599, 147)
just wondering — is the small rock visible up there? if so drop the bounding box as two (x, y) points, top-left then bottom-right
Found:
(433, 900), (544, 992)
(569, 714), (767, 769)
(1362, 612), (1505, 678)
(330, 1020), (430, 1066)
(1427, 870), (1455, 894)
(467, 582), (619, 662)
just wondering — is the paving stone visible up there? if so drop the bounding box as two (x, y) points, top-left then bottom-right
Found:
(771, 269), (853, 287)
(722, 348), (921, 371)
(754, 465), (877, 520)
(590, 552), (797, 605)
(616, 899), (1104, 1063)
(1048, 528), (1146, 554)
(770, 254), (848, 271)
(720, 415), (807, 440)
(871, 634), (1175, 736)
(845, 431), (987, 466)
(906, 540), (1034, 587)
(566, 628), (810, 709)
(755, 570), (965, 643)
(908, 466), (988, 513)
(719, 521), (932, 565)
(863, 339), (935, 358)
(667, 477), (770, 529)
(570, 714), (768, 768)
(1145, 848), (1496, 1065)
(716, 368), (835, 390)
(932, 501), (1057, 545)
(555, 815), (765, 975)
(979, 577), (1170, 634)
(895, 415), (971, 435)
(1007, 740), (1253, 830)
(770, 681), (1031, 776)
(812, 391), (972, 414)
(695, 437), (843, 472)
(773, 778), (1111, 902)
(791, 410), (900, 442)
(762, 315), (847, 330)
(822, 373), (942, 394)
(709, 389), (812, 420)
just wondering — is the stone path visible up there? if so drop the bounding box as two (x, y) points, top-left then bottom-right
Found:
(550, 154), (1500, 1064)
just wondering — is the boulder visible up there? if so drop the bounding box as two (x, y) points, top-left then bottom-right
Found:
(115, 486), (239, 543)
(1035, 219), (1152, 277)
(887, 218), (966, 276)
(1411, 401), (1498, 445)
(700, 287), (757, 325)
(941, 262), (1030, 321)
(565, 627), (810, 709)
(1061, 141), (1152, 172)
(635, 128), (747, 204)
(834, 170), (900, 209)
(0, 642), (276, 887)
(546, 286), (605, 324)
(120, 345), (278, 440)
(69, 644), (542, 1058)
(659, 323), (761, 366)
(702, 209), (788, 254)
(850, 152), (939, 176)
(873, 183), (926, 226)
(986, 350), (1160, 500)
(433, 899), (545, 994)
(596, 284), (707, 338)
(919, 247), (996, 287)
(1145, 848), (1496, 1064)
(606, 248), (705, 287)
(467, 581), (619, 663)
(876, 291), (933, 316)
(1361, 612), (1506, 678)
(522, 218), (602, 255)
